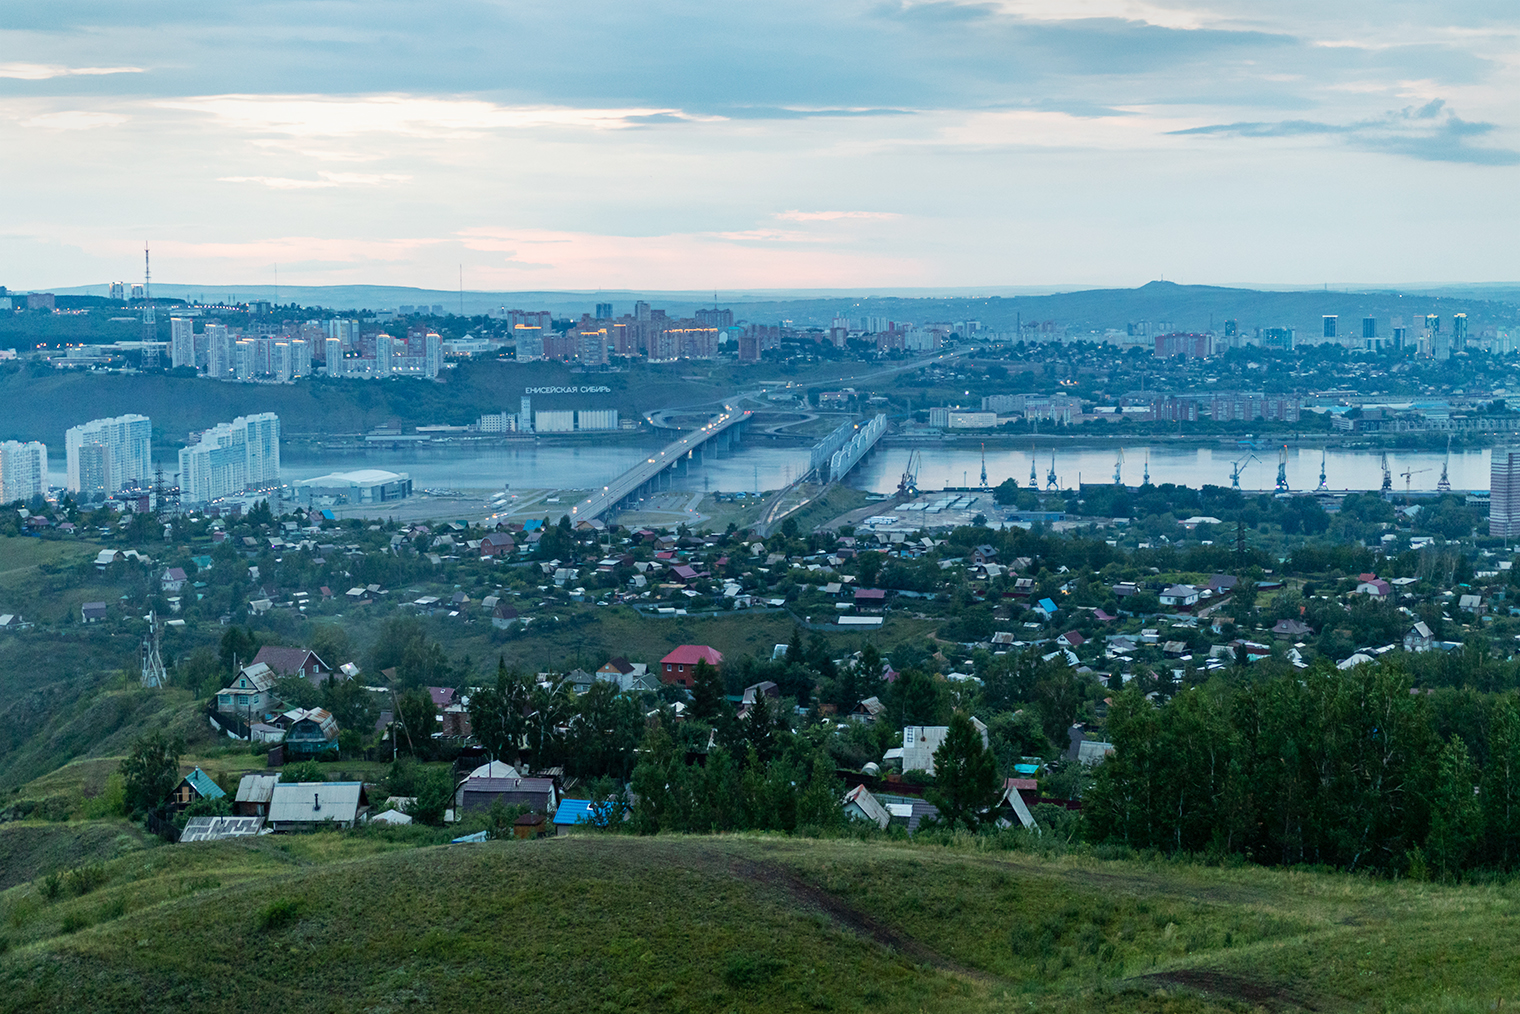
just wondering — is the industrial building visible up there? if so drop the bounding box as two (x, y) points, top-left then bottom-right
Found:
(294, 469), (412, 506)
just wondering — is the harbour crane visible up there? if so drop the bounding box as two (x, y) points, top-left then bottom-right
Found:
(1438, 436), (1452, 492)
(1143, 451), (1150, 486)
(1046, 453), (1059, 491)
(1275, 445), (1290, 493)
(1401, 466), (1432, 493)
(1380, 452), (1392, 493)
(897, 450), (921, 496)
(979, 443), (987, 488)
(1316, 450), (1328, 492)
(1114, 447), (1125, 486)
(1029, 451), (1038, 489)
(1230, 453), (1259, 489)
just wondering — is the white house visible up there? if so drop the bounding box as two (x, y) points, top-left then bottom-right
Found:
(902, 717), (989, 775)
(1159, 585), (1200, 609)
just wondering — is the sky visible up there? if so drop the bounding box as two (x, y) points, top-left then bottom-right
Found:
(2, 1), (1519, 292)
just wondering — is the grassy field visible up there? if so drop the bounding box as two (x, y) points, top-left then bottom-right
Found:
(1, 831), (1518, 1012)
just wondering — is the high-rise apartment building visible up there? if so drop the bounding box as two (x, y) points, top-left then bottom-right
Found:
(424, 332), (441, 378)
(109, 282), (126, 302)
(1454, 313), (1468, 351)
(0, 441), (47, 504)
(1322, 316), (1337, 339)
(375, 333), (393, 375)
(595, 302), (613, 319)
(1362, 317), (1377, 339)
(634, 301), (651, 322)
(1493, 447), (1520, 537)
(170, 317), (195, 369)
(695, 307), (734, 329)
(205, 323), (233, 378)
(178, 413), (281, 504)
(65, 414), (151, 497)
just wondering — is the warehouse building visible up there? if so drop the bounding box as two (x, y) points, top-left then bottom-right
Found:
(294, 469), (412, 506)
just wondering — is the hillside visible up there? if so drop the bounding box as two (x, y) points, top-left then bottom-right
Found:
(0, 832), (1517, 1012)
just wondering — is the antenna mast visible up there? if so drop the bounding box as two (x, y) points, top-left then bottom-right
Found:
(140, 243), (158, 368)
(140, 611), (167, 688)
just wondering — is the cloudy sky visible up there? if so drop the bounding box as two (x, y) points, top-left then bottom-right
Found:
(2, 1), (1518, 291)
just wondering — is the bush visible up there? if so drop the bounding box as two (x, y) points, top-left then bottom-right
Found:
(279, 760), (326, 784)
(256, 898), (303, 932)
(65, 864), (109, 897)
(723, 953), (787, 989)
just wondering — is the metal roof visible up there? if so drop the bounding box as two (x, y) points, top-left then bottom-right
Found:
(181, 815), (264, 842)
(235, 773), (279, 804)
(182, 767), (225, 800)
(554, 799), (593, 825)
(267, 781), (366, 824)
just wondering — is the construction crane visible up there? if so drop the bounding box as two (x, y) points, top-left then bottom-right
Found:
(1230, 453), (1259, 489)
(1046, 453), (1059, 491)
(1316, 450), (1328, 492)
(979, 443), (987, 488)
(1438, 436), (1452, 492)
(1275, 445), (1289, 493)
(1380, 452), (1392, 493)
(1401, 466), (1431, 493)
(897, 450), (921, 497)
(1113, 447), (1125, 486)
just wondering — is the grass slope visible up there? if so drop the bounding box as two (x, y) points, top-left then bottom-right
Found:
(2, 833), (1518, 1012)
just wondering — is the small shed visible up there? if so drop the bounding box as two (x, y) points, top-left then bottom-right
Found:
(234, 773), (279, 817)
(513, 812), (547, 839)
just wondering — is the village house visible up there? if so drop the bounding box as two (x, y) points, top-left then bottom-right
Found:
(216, 662), (279, 719)
(168, 767), (225, 814)
(252, 645), (333, 685)
(280, 707), (339, 758)
(266, 781), (369, 832)
(659, 644), (723, 687)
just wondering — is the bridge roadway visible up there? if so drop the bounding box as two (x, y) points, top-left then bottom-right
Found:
(569, 407), (751, 522)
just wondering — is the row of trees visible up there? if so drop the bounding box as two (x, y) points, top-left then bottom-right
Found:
(1086, 661), (1520, 878)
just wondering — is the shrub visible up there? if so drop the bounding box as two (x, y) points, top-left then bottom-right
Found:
(256, 898), (303, 932)
(59, 913), (92, 934)
(38, 871), (64, 902)
(723, 953), (787, 989)
(65, 864), (109, 897)
(279, 760), (326, 784)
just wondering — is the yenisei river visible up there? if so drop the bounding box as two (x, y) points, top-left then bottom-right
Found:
(51, 441), (1496, 497)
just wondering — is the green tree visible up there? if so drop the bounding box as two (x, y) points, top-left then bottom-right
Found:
(567, 681), (644, 780)
(279, 759), (327, 783)
(887, 668), (946, 727)
(394, 688), (437, 756)
(405, 767), (455, 827)
(219, 626), (259, 674)
(468, 658), (531, 765)
(690, 658), (729, 725)
(119, 732), (182, 814)
(1482, 695), (1520, 868)
(1428, 735), (1481, 879)
(925, 713), (1000, 831)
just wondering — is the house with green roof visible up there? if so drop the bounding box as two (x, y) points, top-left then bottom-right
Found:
(169, 767), (226, 813)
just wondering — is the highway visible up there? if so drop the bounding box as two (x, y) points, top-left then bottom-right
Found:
(570, 407), (751, 522)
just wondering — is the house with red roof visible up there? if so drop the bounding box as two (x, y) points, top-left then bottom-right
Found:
(659, 645), (723, 687)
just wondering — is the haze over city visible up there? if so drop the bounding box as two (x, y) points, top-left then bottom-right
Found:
(4, 1), (1520, 290)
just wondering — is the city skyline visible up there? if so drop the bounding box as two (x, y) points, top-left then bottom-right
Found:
(2, 2), (1518, 291)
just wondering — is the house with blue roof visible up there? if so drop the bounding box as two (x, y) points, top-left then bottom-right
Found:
(169, 767), (226, 813)
(553, 798), (628, 835)
(1035, 597), (1058, 618)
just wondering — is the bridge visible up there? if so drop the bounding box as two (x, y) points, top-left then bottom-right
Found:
(570, 407), (751, 522)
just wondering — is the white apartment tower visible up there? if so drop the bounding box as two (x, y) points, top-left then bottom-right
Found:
(375, 333), (393, 375)
(0, 441), (47, 504)
(177, 413), (281, 504)
(65, 414), (152, 497)
(170, 317), (195, 369)
(1493, 447), (1520, 538)
(424, 332), (442, 378)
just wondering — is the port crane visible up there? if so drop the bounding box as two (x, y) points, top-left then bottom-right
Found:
(1380, 452), (1392, 493)
(897, 450), (921, 496)
(1046, 453), (1059, 491)
(1113, 447), (1125, 486)
(1275, 445), (1290, 493)
(1029, 452), (1038, 488)
(1438, 436), (1452, 492)
(1143, 452), (1150, 486)
(1230, 453), (1259, 489)
(1316, 450), (1328, 492)
(979, 443), (987, 488)
(1401, 467), (1431, 493)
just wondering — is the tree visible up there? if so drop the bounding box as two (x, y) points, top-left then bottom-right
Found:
(120, 732), (182, 814)
(279, 759), (327, 783)
(690, 658), (729, 725)
(468, 658), (531, 765)
(887, 668), (946, 727)
(405, 767), (455, 827)
(395, 688), (437, 756)
(1428, 735), (1481, 879)
(308, 623), (352, 668)
(1483, 695), (1520, 868)
(925, 713), (1000, 831)
(567, 681), (645, 780)
(219, 626), (259, 674)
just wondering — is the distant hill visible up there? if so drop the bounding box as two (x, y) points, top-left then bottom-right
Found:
(39, 280), (1520, 334)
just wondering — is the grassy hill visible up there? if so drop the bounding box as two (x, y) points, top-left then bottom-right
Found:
(0, 832), (1517, 1012)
